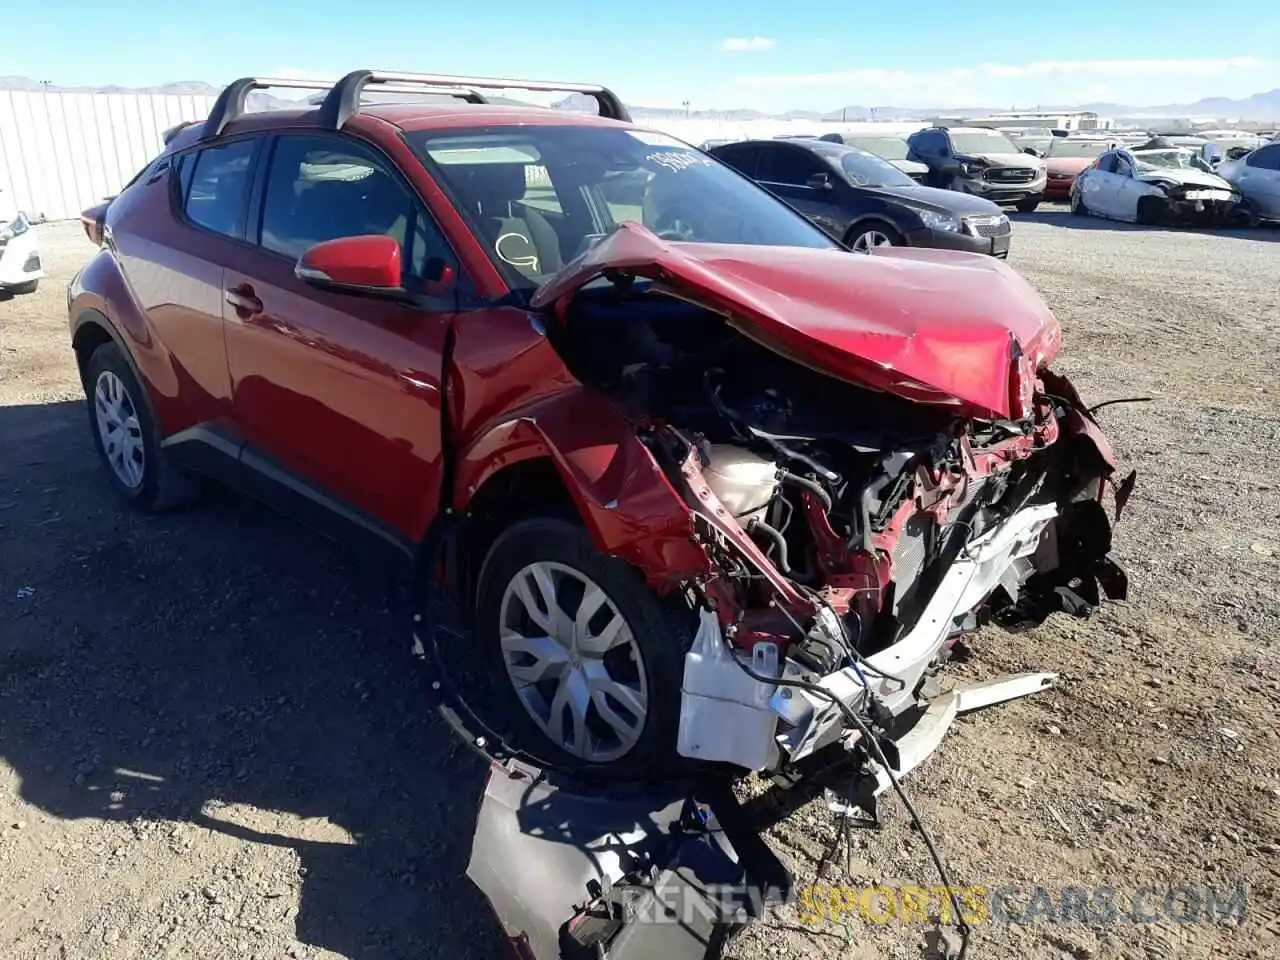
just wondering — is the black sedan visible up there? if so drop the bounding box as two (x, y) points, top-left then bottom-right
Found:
(708, 138), (1012, 257)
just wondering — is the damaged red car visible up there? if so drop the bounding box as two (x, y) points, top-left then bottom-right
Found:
(69, 71), (1131, 790)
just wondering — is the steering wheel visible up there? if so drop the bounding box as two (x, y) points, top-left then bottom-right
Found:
(654, 216), (697, 242)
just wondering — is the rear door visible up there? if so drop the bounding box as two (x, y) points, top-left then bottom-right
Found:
(219, 131), (461, 541)
(108, 136), (262, 432)
(755, 143), (845, 237)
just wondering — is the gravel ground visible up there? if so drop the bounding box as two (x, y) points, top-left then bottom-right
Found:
(1, 214), (1278, 960)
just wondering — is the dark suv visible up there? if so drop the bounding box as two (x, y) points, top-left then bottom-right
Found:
(907, 125), (1048, 211)
(68, 70), (1127, 785)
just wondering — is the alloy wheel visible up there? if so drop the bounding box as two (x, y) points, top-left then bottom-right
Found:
(93, 370), (145, 489)
(498, 561), (649, 762)
(851, 229), (893, 253)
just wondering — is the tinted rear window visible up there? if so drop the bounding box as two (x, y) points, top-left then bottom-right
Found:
(181, 139), (257, 237)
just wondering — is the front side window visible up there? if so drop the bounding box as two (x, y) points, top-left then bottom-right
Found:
(181, 139), (257, 238)
(408, 125), (836, 288)
(1245, 145), (1280, 170)
(259, 135), (450, 281)
(758, 146), (825, 186)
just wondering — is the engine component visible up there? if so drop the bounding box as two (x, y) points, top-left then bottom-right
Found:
(702, 445), (779, 523)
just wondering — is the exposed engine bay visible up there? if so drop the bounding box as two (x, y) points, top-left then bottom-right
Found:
(551, 280), (1131, 771)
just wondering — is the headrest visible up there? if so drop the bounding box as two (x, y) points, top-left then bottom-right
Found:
(453, 163), (528, 213)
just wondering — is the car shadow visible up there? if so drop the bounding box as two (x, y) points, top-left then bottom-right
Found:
(0, 400), (509, 959)
(1012, 207), (1280, 241)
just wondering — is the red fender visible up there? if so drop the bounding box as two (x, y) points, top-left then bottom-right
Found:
(453, 388), (714, 591)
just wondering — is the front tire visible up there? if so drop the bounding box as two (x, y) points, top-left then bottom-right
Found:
(1015, 196), (1042, 213)
(83, 342), (198, 510)
(846, 221), (902, 253)
(474, 517), (693, 779)
(1136, 195), (1170, 226)
(1070, 189), (1088, 216)
(12, 279), (39, 295)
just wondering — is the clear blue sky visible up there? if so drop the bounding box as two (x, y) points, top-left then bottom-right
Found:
(14, 0), (1279, 112)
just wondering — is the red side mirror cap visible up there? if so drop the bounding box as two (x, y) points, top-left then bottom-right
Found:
(296, 235), (403, 293)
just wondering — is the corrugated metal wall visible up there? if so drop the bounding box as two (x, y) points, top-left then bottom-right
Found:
(0, 90), (217, 222)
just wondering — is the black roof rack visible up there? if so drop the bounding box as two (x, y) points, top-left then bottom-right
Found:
(201, 71), (630, 142)
(317, 70), (630, 127)
(200, 77), (344, 140)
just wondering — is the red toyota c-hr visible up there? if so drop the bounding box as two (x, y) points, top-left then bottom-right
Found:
(69, 70), (1130, 783)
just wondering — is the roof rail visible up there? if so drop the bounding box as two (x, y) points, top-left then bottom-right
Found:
(200, 77), (345, 141)
(317, 70), (631, 127)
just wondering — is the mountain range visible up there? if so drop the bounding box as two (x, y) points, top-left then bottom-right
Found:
(4, 76), (1279, 122)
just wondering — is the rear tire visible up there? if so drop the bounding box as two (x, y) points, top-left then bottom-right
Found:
(474, 517), (695, 780)
(83, 342), (198, 510)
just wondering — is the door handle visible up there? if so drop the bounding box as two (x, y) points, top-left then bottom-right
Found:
(225, 284), (263, 316)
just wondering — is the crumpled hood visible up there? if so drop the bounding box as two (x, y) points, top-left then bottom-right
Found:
(532, 223), (1061, 419)
(1137, 166), (1235, 191)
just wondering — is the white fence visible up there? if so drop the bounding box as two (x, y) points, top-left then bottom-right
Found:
(0, 87), (934, 223)
(0, 90), (217, 222)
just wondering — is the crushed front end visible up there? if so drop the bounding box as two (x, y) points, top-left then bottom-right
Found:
(532, 227), (1135, 784)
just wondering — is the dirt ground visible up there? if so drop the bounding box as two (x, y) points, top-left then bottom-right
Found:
(1, 216), (1278, 960)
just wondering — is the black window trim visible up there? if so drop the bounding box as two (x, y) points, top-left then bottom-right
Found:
(757, 142), (825, 188)
(246, 128), (465, 295)
(168, 133), (266, 248)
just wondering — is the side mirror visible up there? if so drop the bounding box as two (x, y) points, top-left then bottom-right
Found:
(806, 171), (834, 191)
(1201, 145), (1223, 166)
(1022, 146), (1043, 157)
(295, 235), (406, 296)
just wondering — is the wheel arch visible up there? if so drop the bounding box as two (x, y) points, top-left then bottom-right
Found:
(72, 309), (144, 392)
(445, 395), (713, 611)
(842, 216), (904, 247)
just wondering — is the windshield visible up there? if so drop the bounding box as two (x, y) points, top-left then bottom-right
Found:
(1046, 140), (1111, 159)
(837, 147), (916, 188)
(949, 129), (1021, 155)
(1134, 150), (1215, 174)
(844, 136), (910, 161)
(407, 125), (837, 288)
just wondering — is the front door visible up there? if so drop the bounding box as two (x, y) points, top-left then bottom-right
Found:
(756, 144), (844, 238)
(220, 132), (461, 541)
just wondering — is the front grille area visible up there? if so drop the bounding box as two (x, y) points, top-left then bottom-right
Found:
(984, 166), (1037, 184)
(966, 215), (1011, 238)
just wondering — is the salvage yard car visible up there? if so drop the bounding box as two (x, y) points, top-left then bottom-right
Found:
(1042, 137), (1116, 203)
(709, 137), (1012, 255)
(906, 125), (1047, 211)
(1213, 141), (1280, 222)
(68, 70), (1130, 791)
(0, 187), (42, 295)
(1071, 146), (1240, 225)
